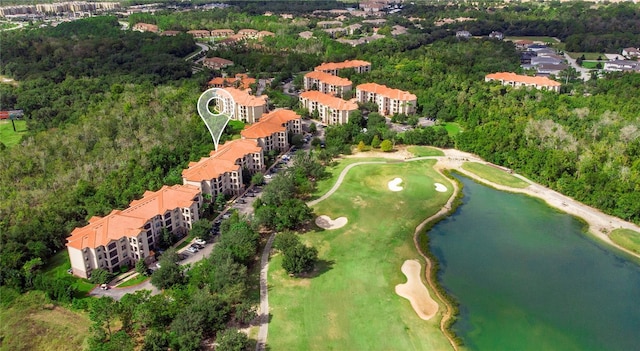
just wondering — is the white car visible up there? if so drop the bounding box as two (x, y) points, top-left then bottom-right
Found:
(186, 246), (198, 253)
(194, 238), (206, 245)
(264, 174), (272, 179)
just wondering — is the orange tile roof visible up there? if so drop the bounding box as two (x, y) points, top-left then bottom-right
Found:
(485, 72), (561, 87)
(304, 71), (352, 87)
(257, 30), (275, 37)
(356, 83), (417, 101)
(224, 87), (267, 107)
(208, 76), (256, 90)
(315, 60), (371, 72)
(300, 91), (358, 111)
(241, 109), (301, 139)
(211, 138), (263, 162)
(181, 156), (239, 182)
(67, 185), (200, 250)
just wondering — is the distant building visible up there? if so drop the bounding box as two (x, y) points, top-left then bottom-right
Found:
(187, 30), (210, 38)
(237, 29), (259, 39)
(223, 87), (268, 123)
(203, 57), (234, 70)
(535, 63), (568, 75)
(513, 39), (534, 50)
(489, 31), (504, 40)
(622, 47), (640, 59)
(316, 20), (342, 29)
(210, 29), (235, 38)
(132, 22), (158, 33)
(314, 60), (372, 75)
(603, 60), (640, 73)
(299, 91), (358, 125)
(66, 185), (202, 278)
(182, 139), (264, 200)
(355, 83), (417, 116)
(485, 72), (561, 92)
(456, 30), (471, 39)
(208, 74), (256, 91)
(256, 31), (275, 39)
(303, 71), (353, 97)
(241, 109), (302, 152)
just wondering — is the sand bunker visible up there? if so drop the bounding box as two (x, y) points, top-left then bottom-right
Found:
(388, 178), (403, 192)
(434, 183), (447, 192)
(395, 260), (438, 320)
(315, 215), (348, 230)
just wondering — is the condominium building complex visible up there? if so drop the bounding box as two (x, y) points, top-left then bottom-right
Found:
(314, 60), (372, 75)
(66, 185), (202, 278)
(208, 74), (256, 91)
(223, 87), (268, 123)
(303, 71), (353, 97)
(299, 90), (358, 125)
(355, 83), (417, 116)
(241, 109), (302, 152)
(485, 72), (561, 92)
(182, 139), (264, 199)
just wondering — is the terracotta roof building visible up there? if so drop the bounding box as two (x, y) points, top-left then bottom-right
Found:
(208, 73), (256, 91)
(355, 83), (417, 116)
(303, 71), (353, 97)
(211, 29), (234, 38)
(187, 30), (210, 38)
(132, 22), (158, 33)
(66, 185), (202, 278)
(314, 60), (372, 75)
(203, 57), (234, 70)
(223, 87), (268, 123)
(485, 72), (561, 92)
(299, 91), (358, 125)
(241, 109), (302, 152)
(182, 139), (264, 199)
(237, 29), (259, 39)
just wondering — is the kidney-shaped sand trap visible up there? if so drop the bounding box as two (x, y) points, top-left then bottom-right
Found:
(395, 260), (439, 320)
(434, 183), (447, 192)
(388, 178), (404, 192)
(315, 215), (348, 230)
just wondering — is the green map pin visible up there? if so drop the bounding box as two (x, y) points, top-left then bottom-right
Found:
(197, 88), (235, 150)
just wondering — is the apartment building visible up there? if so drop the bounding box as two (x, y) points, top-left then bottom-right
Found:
(203, 57), (234, 70)
(299, 91), (358, 125)
(355, 83), (417, 116)
(208, 74), (256, 91)
(187, 30), (211, 38)
(132, 22), (158, 33)
(211, 29), (235, 38)
(303, 71), (353, 97)
(223, 87), (268, 123)
(66, 185), (202, 279)
(241, 109), (302, 152)
(182, 139), (264, 199)
(485, 72), (561, 92)
(314, 60), (372, 75)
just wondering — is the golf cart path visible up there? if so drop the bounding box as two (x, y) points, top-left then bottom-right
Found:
(255, 232), (275, 351)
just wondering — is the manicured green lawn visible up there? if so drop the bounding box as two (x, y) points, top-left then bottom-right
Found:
(407, 146), (444, 157)
(442, 122), (461, 136)
(0, 120), (27, 147)
(610, 229), (640, 255)
(117, 274), (149, 287)
(312, 157), (388, 199)
(566, 52), (603, 60)
(505, 36), (560, 43)
(42, 251), (95, 297)
(269, 159), (452, 350)
(581, 61), (601, 69)
(462, 162), (530, 188)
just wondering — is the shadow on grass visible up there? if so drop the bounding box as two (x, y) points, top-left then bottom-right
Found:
(306, 259), (334, 279)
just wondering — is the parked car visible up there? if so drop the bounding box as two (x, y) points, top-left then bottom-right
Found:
(264, 174), (272, 179)
(186, 246), (198, 253)
(194, 238), (206, 245)
(191, 243), (204, 250)
(100, 284), (109, 290)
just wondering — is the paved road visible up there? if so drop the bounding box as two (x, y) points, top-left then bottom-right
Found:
(563, 52), (591, 81)
(89, 279), (159, 300)
(254, 233), (275, 351)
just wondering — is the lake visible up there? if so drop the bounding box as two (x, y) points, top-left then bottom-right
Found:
(427, 175), (640, 351)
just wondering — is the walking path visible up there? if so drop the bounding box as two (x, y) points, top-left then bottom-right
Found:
(255, 232), (276, 351)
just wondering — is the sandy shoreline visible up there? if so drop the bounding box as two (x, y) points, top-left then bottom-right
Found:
(349, 146), (640, 261)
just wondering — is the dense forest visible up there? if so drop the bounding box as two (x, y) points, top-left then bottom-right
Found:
(0, 2), (639, 349)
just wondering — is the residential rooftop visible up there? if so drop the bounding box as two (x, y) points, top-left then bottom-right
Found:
(356, 82), (417, 101)
(300, 90), (358, 111)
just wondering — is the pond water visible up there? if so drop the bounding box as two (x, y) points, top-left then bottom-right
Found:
(427, 175), (640, 351)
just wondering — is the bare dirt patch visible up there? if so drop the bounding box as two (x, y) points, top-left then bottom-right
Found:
(395, 260), (438, 320)
(315, 215), (348, 230)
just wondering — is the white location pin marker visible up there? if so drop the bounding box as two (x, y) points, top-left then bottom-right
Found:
(197, 88), (235, 151)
